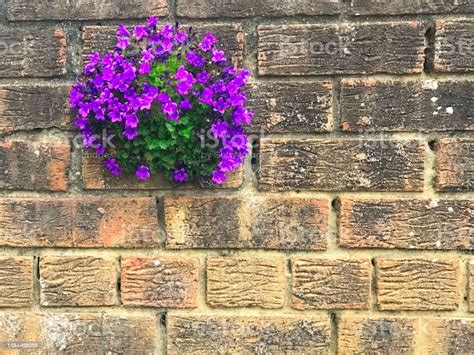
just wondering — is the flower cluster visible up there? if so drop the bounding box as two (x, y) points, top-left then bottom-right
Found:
(70, 18), (253, 185)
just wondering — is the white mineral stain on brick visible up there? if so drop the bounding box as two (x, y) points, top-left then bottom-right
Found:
(446, 107), (454, 114)
(431, 97), (438, 103)
(0, 314), (22, 338)
(422, 80), (438, 90)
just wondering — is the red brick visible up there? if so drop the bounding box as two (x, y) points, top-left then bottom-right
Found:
(349, 0), (473, 15)
(0, 25), (66, 77)
(436, 138), (473, 191)
(6, 0), (167, 20)
(375, 258), (459, 311)
(0, 141), (70, 191)
(207, 257), (285, 309)
(0, 198), (159, 248)
(258, 22), (425, 76)
(168, 315), (331, 354)
(165, 196), (328, 250)
(340, 79), (473, 132)
(339, 199), (473, 250)
(0, 256), (33, 307)
(40, 256), (116, 306)
(469, 261), (474, 312)
(291, 258), (370, 310)
(121, 256), (198, 308)
(258, 138), (425, 191)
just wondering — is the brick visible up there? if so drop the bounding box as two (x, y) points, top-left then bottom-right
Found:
(165, 196), (328, 250)
(258, 139), (425, 191)
(82, 24), (244, 66)
(375, 258), (459, 310)
(0, 141), (70, 191)
(0, 25), (66, 77)
(207, 257), (285, 308)
(435, 20), (474, 73)
(258, 22), (425, 76)
(291, 258), (370, 310)
(339, 199), (473, 250)
(340, 79), (474, 132)
(82, 151), (243, 190)
(167, 315), (331, 354)
(0, 197), (159, 248)
(6, 0), (167, 20)
(40, 256), (116, 307)
(177, 0), (340, 17)
(418, 318), (474, 354)
(0, 256), (33, 307)
(121, 256), (198, 308)
(469, 261), (474, 312)
(436, 138), (473, 191)
(248, 81), (333, 133)
(350, 0), (473, 15)
(0, 312), (156, 353)
(0, 84), (70, 133)
(338, 316), (416, 354)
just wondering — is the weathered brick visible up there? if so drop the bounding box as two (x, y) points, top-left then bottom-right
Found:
(338, 316), (416, 354)
(258, 22), (425, 76)
(0, 141), (70, 191)
(177, 0), (340, 17)
(291, 258), (370, 310)
(6, 0), (167, 20)
(435, 20), (474, 73)
(469, 261), (474, 312)
(340, 79), (473, 132)
(418, 318), (474, 354)
(350, 0), (473, 15)
(0, 84), (70, 133)
(0, 256), (33, 307)
(82, 152), (243, 190)
(248, 81), (333, 133)
(339, 199), (473, 250)
(207, 257), (285, 308)
(165, 196), (328, 250)
(0, 25), (66, 77)
(0, 198), (159, 248)
(121, 256), (198, 308)
(82, 24), (244, 66)
(40, 256), (116, 307)
(0, 312), (157, 353)
(375, 258), (459, 310)
(436, 138), (473, 191)
(167, 315), (331, 354)
(257, 139), (425, 191)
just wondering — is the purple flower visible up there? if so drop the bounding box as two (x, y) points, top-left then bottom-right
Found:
(186, 50), (205, 67)
(123, 126), (138, 140)
(147, 17), (158, 28)
(213, 97), (228, 114)
(196, 70), (211, 84)
(104, 158), (122, 176)
(210, 119), (228, 138)
(211, 49), (226, 64)
(175, 31), (188, 43)
(134, 26), (148, 41)
(139, 61), (151, 75)
(116, 37), (130, 50)
(200, 88), (214, 105)
(135, 165), (151, 180)
(162, 100), (179, 121)
(211, 170), (227, 185)
(172, 168), (188, 183)
(180, 98), (192, 110)
(125, 113), (139, 128)
(199, 32), (218, 52)
(116, 24), (130, 37)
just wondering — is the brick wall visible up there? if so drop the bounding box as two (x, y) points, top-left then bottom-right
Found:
(0, 0), (472, 353)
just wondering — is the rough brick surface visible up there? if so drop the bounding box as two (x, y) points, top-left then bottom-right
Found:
(207, 257), (285, 308)
(436, 138), (474, 191)
(258, 22), (425, 76)
(177, 0), (340, 17)
(0, 141), (70, 191)
(350, 0), (473, 15)
(375, 258), (459, 311)
(0, 256), (33, 307)
(82, 153), (243, 190)
(0, 312), (157, 353)
(0, 84), (71, 133)
(0, 25), (66, 77)
(40, 256), (116, 306)
(258, 139), (425, 191)
(435, 20), (474, 73)
(339, 199), (473, 250)
(0, 198), (159, 248)
(291, 258), (370, 310)
(6, 0), (167, 20)
(419, 318), (474, 354)
(248, 81), (333, 133)
(165, 196), (328, 250)
(340, 79), (473, 132)
(121, 256), (198, 308)
(469, 261), (474, 312)
(167, 315), (331, 354)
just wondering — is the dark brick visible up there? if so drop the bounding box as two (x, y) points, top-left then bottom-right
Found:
(257, 139), (425, 191)
(435, 20), (474, 73)
(340, 79), (473, 132)
(258, 22), (425, 76)
(436, 138), (473, 191)
(350, 0), (473, 15)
